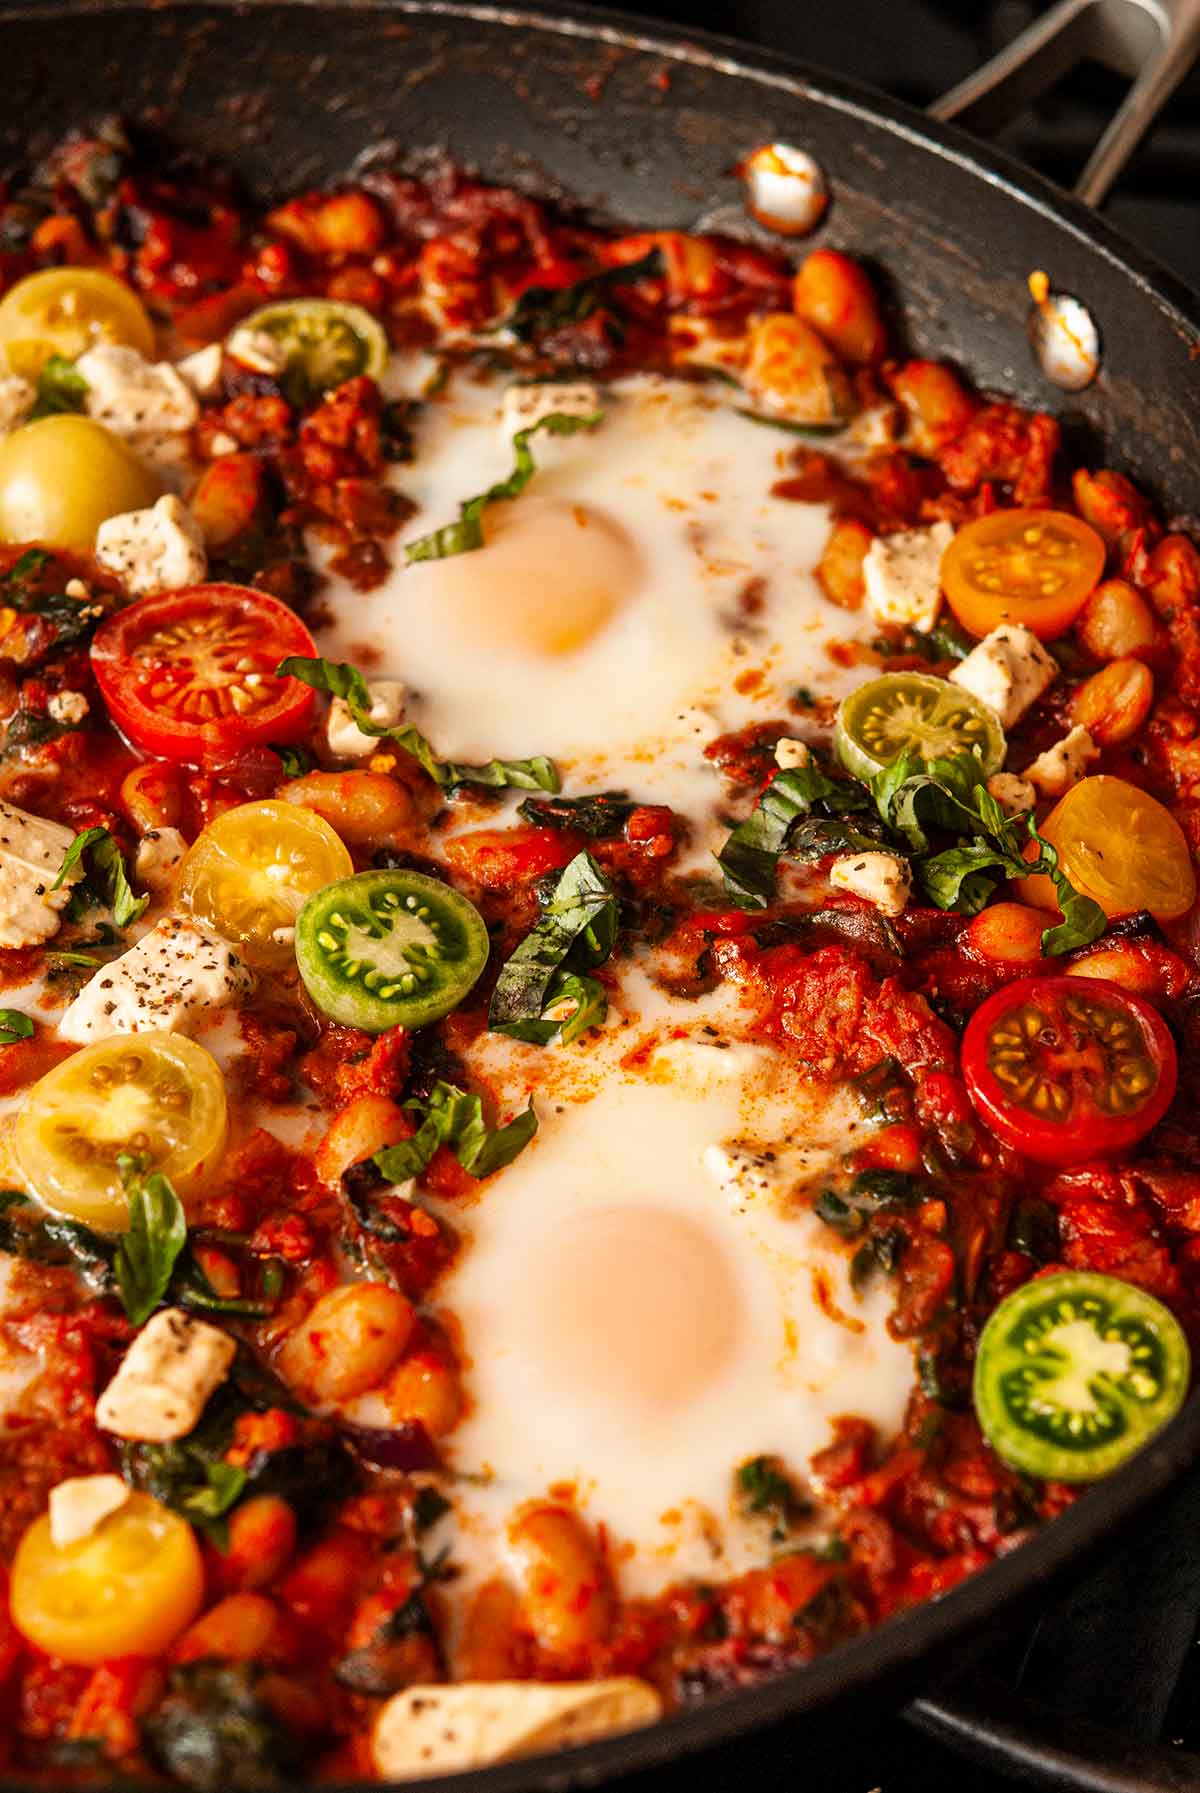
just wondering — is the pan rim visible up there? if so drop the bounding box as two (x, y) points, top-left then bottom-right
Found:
(2, 2), (1199, 1785)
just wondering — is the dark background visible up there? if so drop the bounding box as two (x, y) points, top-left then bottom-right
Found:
(591, 0), (1200, 291)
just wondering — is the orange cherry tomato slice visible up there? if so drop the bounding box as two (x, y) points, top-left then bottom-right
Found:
(961, 974), (1177, 1165)
(90, 584), (317, 764)
(941, 508), (1106, 640)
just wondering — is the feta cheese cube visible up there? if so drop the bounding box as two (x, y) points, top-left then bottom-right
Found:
(76, 344), (198, 436)
(501, 382), (601, 435)
(58, 916), (253, 1044)
(133, 827), (188, 892)
(95, 494), (207, 596)
(0, 374), (33, 437)
(175, 343), (224, 398)
(862, 521), (954, 632)
(829, 850), (912, 917)
(373, 1680), (662, 1779)
(950, 625), (1057, 729)
(96, 1308), (236, 1442)
(225, 327), (288, 377)
(46, 691), (88, 726)
(986, 772), (1036, 817)
(1024, 724), (1099, 798)
(48, 1474), (130, 1549)
(0, 799), (82, 948)
(325, 679), (407, 761)
(773, 737), (811, 771)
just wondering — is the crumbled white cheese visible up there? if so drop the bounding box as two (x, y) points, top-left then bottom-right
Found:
(829, 850), (912, 917)
(986, 772), (1036, 817)
(207, 431), (239, 458)
(130, 429), (197, 489)
(225, 327), (288, 376)
(0, 374), (34, 437)
(96, 1308), (236, 1443)
(133, 827), (188, 892)
(48, 1474), (131, 1549)
(950, 625), (1057, 729)
(862, 521), (954, 632)
(773, 737), (811, 771)
(64, 578), (89, 601)
(46, 691), (88, 726)
(175, 343), (224, 398)
(501, 381), (601, 435)
(0, 798), (81, 948)
(95, 494), (207, 596)
(372, 1681), (662, 1778)
(58, 916), (253, 1044)
(76, 343), (198, 437)
(1024, 724), (1099, 798)
(325, 679), (407, 761)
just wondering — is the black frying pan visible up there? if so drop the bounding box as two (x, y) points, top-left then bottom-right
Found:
(4, 3), (1200, 1787)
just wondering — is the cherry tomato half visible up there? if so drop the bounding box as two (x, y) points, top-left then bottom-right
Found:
(1019, 775), (1197, 925)
(941, 508), (1106, 641)
(90, 584), (317, 764)
(961, 975), (1177, 1165)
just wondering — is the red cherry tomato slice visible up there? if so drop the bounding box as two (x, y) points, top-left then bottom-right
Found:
(90, 584), (317, 764)
(961, 975), (1177, 1166)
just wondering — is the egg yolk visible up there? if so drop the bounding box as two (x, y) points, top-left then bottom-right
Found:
(414, 497), (642, 657)
(518, 1204), (745, 1417)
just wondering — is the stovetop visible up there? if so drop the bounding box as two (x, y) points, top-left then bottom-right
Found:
(583, 1), (1200, 1787)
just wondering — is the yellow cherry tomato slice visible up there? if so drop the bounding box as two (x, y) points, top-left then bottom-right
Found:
(13, 1032), (227, 1232)
(941, 508), (1106, 640)
(10, 1491), (204, 1664)
(0, 415), (159, 551)
(180, 798), (353, 970)
(1019, 775), (1197, 923)
(0, 267), (155, 380)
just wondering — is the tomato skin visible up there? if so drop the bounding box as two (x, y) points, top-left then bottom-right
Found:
(961, 975), (1177, 1166)
(90, 584), (317, 764)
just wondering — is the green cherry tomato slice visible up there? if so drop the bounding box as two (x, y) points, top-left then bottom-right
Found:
(834, 671), (1006, 780)
(296, 869), (489, 1033)
(232, 299), (389, 406)
(974, 1270), (1190, 1482)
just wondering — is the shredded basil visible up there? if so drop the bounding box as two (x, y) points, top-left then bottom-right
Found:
(493, 247), (664, 344)
(275, 655), (559, 793)
(404, 411), (601, 562)
(29, 354), (87, 420)
(872, 749), (1105, 954)
(0, 1009), (33, 1044)
(374, 1080), (537, 1183)
(517, 791), (635, 838)
(734, 408), (841, 437)
(489, 850), (618, 1044)
(52, 826), (148, 928)
(114, 1163), (189, 1327)
(715, 764), (879, 907)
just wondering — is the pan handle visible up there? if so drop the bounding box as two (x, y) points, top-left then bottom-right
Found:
(928, 0), (1200, 206)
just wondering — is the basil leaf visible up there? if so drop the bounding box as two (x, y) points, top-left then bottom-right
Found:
(0, 1009), (33, 1044)
(276, 656), (559, 793)
(716, 765), (862, 907)
(497, 969), (608, 1046)
(29, 354), (88, 420)
(405, 411), (601, 562)
(272, 743), (311, 778)
(179, 1460), (247, 1525)
(489, 850), (618, 1041)
(517, 791), (635, 838)
(1029, 821), (1107, 955)
(734, 408), (842, 437)
(115, 1169), (188, 1327)
(0, 1191), (115, 1287)
(374, 1080), (538, 1183)
(917, 842), (1012, 913)
(52, 826), (148, 928)
(494, 247), (664, 343)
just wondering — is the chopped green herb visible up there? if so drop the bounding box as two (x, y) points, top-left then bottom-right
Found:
(735, 408), (841, 437)
(489, 850), (618, 1044)
(517, 791), (635, 838)
(275, 656), (558, 793)
(29, 354), (88, 420)
(374, 1080), (537, 1184)
(493, 248), (664, 344)
(715, 764), (878, 907)
(0, 1009), (33, 1044)
(52, 825), (148, 928)
(405, 411), (601, 562)
(735, 1454), (809, 1542)
(114, 1165), (188, 1327)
